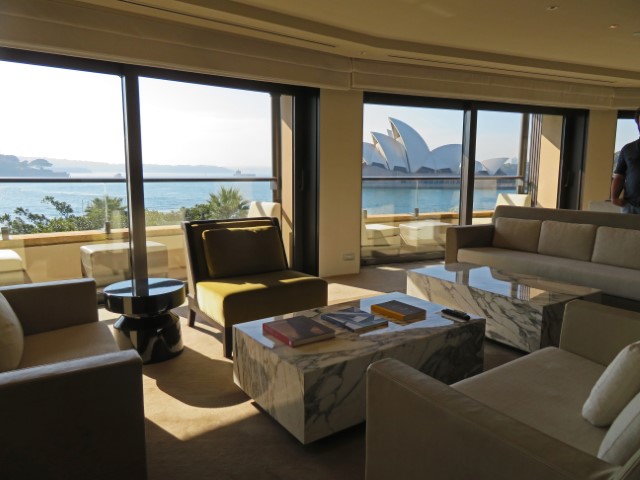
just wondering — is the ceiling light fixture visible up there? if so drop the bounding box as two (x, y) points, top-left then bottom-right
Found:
(609, 24), (620, 29)
(633, 31), (640, 37)
(546, 5), (559, 11)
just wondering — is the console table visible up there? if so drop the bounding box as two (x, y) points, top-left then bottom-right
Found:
(104, 277), (185, 364)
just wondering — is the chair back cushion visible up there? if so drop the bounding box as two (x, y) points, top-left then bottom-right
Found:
(0, 292), (24, 372)
(203, 225), (287, 278)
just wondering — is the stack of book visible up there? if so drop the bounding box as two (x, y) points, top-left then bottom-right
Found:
(262, 315), (335, 347)
(321, 307), (388, 333)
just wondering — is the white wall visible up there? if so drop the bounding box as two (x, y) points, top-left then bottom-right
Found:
(318, 90), (363, 277)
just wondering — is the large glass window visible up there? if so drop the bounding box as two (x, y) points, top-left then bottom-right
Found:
(361, 103), (464, 262)
(362, 95), (578, 264)
(0, 51), (303, 289)
(0, 60), (128, 286)
(138, 77), (277, 279)
(472, 111), (529, 224)
(613, 115), (638, 173)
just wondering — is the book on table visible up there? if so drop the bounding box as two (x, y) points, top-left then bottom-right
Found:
(262, 315), (335, 347)
(320, 307), (388, 333)
(370, 300), (426, 322)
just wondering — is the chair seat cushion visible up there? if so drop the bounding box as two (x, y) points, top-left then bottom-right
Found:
(0, 250), (25, 273)
(19, 322), (119, 369)
(196, 270), (328, 327)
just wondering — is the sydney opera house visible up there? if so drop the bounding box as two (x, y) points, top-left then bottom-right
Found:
(362, 117), (518, 177)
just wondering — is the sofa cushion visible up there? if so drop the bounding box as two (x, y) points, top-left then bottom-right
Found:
(592, 226), (640, 270)
(538, 221), (597, 261)
(457, 247), (640, 301)
(0, 293), (23, 372)
(19, 322), (118, 369)
(202, 225), (287, 279)
(598, 391), (640, 465)
(492, 217), (541, 253)
(453, 347), (607, 456)
(582, 341), (640, 427)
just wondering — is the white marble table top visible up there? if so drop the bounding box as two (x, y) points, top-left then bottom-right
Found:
(411, 262), (600, 306)
(234, 291), (481, 371)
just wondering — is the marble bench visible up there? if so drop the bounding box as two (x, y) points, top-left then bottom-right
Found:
(80, 241), (169, 288)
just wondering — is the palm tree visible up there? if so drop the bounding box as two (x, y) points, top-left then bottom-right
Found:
(84, 196), (128, 229)
(207, 186), (249, 219)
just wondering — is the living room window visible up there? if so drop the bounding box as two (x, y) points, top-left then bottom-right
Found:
(362, 94), (584, 264)
(0, 48), (313, 288)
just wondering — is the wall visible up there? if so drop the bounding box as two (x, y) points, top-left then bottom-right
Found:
(536, 115), (563, 208)
(318, 90), (363, 277)
(582, 110), (618, 210)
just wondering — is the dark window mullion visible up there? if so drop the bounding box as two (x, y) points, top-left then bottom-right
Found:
(121, 69), (148, 281)
(460, 108), (477, 225)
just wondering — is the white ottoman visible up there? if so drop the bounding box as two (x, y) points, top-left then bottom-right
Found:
(80, 241), (169, 287)
(0, 249), (29, 285)
(399, 220), (449, 248)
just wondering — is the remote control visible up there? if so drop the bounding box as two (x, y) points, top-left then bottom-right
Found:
(440, 308), (471, 321)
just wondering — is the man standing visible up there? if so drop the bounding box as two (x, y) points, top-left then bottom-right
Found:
(611, 108), (640, 214)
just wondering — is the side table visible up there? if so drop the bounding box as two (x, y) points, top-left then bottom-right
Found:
(104, 278), (185, 364)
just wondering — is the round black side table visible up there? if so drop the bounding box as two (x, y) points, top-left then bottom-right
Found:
(104, 278), (186, 364)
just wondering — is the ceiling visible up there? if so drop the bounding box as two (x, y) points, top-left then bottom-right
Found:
(83, 0), (640, 86)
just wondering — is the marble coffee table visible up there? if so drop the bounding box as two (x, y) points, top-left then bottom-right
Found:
(407, 263), (601, 353)
(233, 292), (484, 444)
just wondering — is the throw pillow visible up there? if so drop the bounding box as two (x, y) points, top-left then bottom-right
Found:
(202, 225), (287, 279)
(538, 220), (597, 261)
(492, 217), (541, 253)
(0, 292), (24, 372)
(582, 341), (640, 427)
(598, 391), (640, 465)
(591, 226), (640, 270)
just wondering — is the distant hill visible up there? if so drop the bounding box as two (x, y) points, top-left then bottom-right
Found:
(0, 154), (70, 177)
(5, 155), (235, 177)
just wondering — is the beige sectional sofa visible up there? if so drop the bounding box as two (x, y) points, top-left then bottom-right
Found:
(365, 300), (640, 480)
(445, 205), (640, 309)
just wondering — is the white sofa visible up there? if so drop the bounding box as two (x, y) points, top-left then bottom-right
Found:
(366, 300), (640, 480)
(445, 205), (640, 309)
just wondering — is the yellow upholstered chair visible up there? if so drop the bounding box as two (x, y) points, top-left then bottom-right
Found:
(182, 217), (328, 358)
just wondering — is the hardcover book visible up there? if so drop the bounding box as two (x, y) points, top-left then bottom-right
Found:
(370, 300), (426, 322)
(321, 307), (388, 333)
(262, 315), (335, 347)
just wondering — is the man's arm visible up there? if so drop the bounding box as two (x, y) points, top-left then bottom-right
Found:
(611, 173), (626, 206)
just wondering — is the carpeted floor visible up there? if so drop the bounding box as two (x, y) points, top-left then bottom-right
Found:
(102, 260), (522, 480)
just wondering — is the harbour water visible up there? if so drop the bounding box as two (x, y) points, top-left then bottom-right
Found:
(0, 181), (512, 218)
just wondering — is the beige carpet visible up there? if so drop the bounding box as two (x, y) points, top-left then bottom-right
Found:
(101, 261), (521, 480)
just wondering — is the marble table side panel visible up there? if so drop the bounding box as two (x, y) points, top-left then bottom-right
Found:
(300, 323), (484, 443)
(233, 331), (306, 442)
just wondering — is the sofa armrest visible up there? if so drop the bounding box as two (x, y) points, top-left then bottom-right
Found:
(0, 350), (146, 480)
(0, 278), (98, 335)
(366, 358), (616, 480)
(445, 224), (495, 263)
(560, 300), (640, 366)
